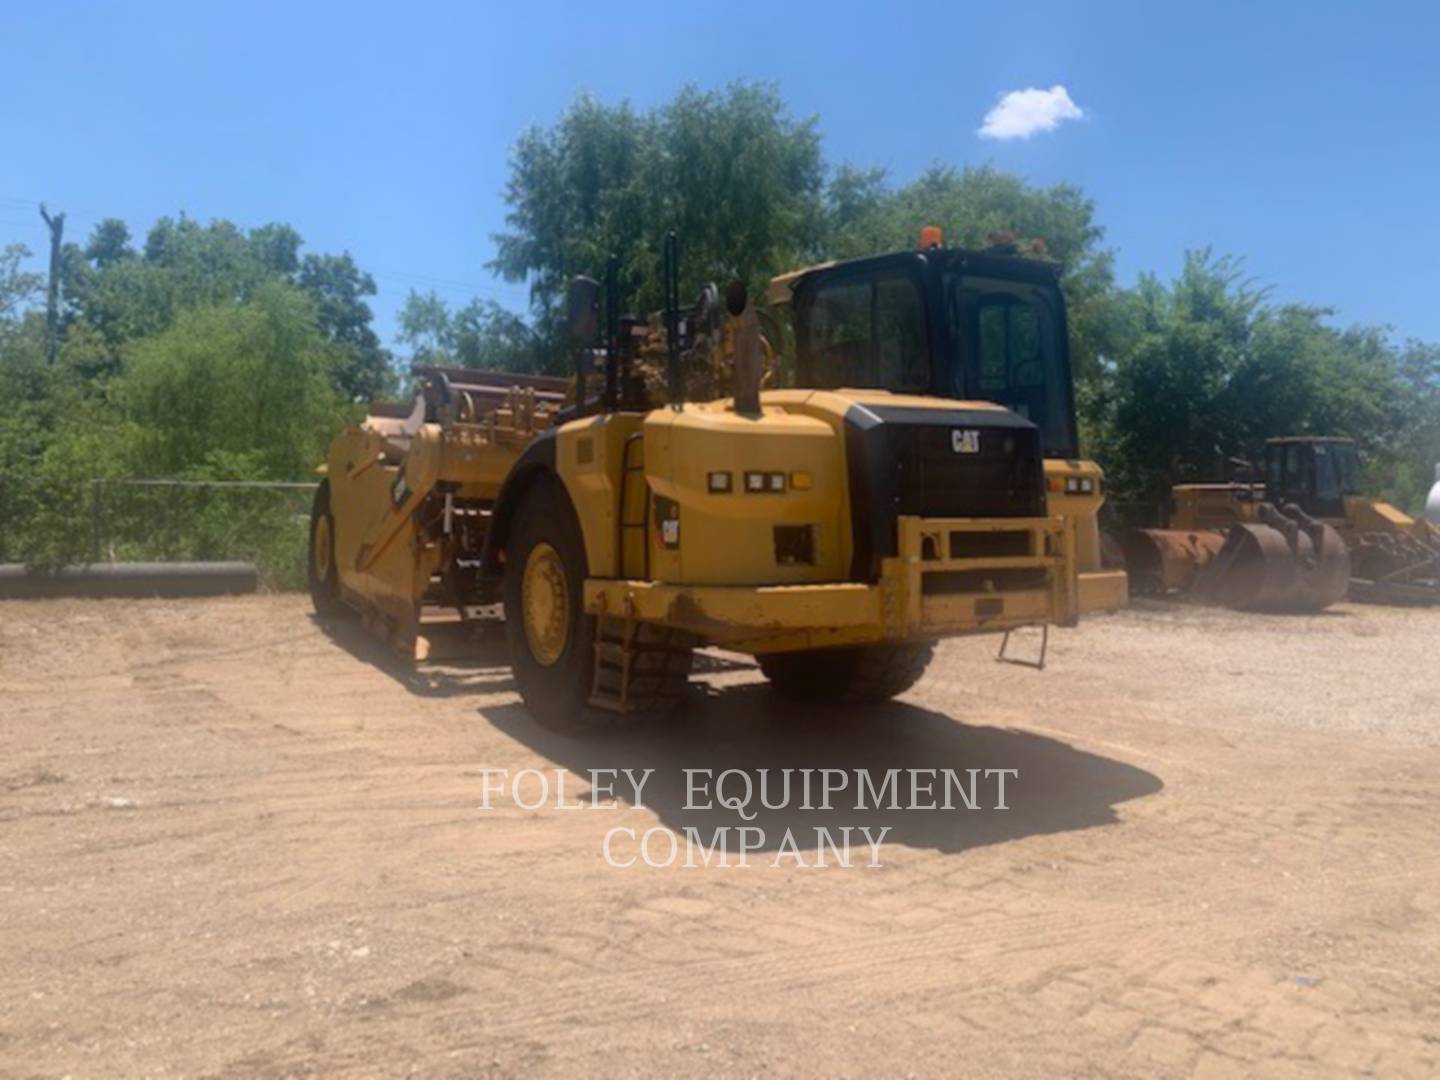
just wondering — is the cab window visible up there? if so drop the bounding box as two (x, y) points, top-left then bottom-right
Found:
(803, 272), (929, 393)
(1314, 444), (1341, 501)
(1334, 443), (1363, 494)
(978, 301), (1044, 391)
(1285, 445), (1305, 490)
(950, 275), (1075, 458)
(1265, 446), (1284, 488)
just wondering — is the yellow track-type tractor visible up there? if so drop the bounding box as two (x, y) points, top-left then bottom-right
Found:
(310, 232), (1127, 731)
(1120, 436), (1438, 608)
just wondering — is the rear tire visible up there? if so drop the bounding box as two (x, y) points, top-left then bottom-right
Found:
(308, 479), (348, 620)
(758, 642), (934, 705)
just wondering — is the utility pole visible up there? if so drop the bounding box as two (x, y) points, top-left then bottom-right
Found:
(39, 203), (65, 363)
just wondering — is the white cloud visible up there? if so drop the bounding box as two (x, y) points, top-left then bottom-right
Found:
(978, 85), (1085, 141)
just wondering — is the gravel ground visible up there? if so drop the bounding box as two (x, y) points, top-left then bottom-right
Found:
(1, 595), (1438, 1077)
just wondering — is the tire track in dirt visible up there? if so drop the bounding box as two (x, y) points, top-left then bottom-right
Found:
(7, 596), (1440, 1078)
(220, 857), (1440, 1075)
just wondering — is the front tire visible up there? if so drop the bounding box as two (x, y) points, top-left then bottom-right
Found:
(758, 642), (934, 705)
(503, 478), (694, 732)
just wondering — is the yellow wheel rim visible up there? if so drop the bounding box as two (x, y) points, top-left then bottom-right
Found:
(314, 515), (333, 579)
(521, 542), (569, 666)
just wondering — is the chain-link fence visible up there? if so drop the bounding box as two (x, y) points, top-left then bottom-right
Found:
(0, 478), (318, 591)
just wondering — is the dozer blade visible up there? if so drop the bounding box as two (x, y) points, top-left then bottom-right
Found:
(1116, 529), (1227, 596)
(1192, 523), (1302, 611)
(1191, 515), (1348, 613)
(1291, 521), (1350, 611)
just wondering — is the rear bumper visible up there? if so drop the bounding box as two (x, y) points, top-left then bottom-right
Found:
(585, 515), (1122, 654)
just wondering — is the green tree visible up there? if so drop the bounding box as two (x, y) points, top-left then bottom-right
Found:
(113, 282), (349, 479)
(0, 312), (123, 563)
(1098, 251), (1412, 503)
(395, 290), (538, 373)
(490, 83), (825, 367)
(61, 215), (390, 401)
(397, 290), (454, 366)
(297, 252), (392, 400)
(0, 243), (43, 326)
(452, 299), (539, 371)
(1384, 340), (1440, 509)
(76, 216), (274, 352)
(84, 219), (135, 269)
(248, 223), (303, 277)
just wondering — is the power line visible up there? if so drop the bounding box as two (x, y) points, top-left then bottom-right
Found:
(368, 264), (530, 293)
(367, 269), (534, 309)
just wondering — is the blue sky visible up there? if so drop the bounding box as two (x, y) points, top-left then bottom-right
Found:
(5, 0), (1439, 347)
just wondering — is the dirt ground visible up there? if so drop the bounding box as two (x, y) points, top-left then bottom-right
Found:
(2, 595), (1439, 1078)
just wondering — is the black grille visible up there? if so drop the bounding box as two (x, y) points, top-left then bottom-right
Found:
(844, 404), (1047, 580)
(889, 424), (1045, 519)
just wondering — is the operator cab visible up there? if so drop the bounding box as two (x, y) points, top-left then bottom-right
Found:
(1263, 437), (1363, 519)
(783, 243), (1080, 460)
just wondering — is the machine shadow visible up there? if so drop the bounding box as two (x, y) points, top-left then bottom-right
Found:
(481, 683), (1163, 858)
(313, 615), (518, 698)
(1128, 597), (1353, 619)
(315, 617), (761, 699)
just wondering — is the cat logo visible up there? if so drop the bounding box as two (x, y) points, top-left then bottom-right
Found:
(951, 429), (982, 454)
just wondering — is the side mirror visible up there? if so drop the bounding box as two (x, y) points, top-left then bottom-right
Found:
(567, 276), (599, 345)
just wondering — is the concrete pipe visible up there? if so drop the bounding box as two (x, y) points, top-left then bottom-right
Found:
(0, 561), (260, 600)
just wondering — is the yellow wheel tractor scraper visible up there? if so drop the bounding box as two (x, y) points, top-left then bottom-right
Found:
(310, 230), (1126, 731)
(1118, 436), (1440, 610)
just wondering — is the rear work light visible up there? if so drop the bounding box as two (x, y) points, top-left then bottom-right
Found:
(744, 471), (787, 493)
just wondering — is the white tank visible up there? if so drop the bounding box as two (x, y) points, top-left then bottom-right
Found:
(1427, 464), (1440, 525)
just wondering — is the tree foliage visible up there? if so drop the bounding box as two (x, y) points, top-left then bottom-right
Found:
(489, 83), (824, 367)
(1, 243), (45, 325)
(56, 214), (392, 398)
(0, 212), (380, 574)
(114, 282), (347, 479)
(397, 290), (540, 372)
(296, 252), (388, 400)
(484, 82), (1437, 511)
(1096, 251), (1417, 504)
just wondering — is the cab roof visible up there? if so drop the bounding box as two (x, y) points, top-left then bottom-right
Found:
(766, 245), (1063, 306)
